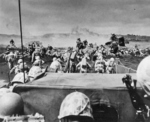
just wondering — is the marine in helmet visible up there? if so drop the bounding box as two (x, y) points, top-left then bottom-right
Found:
(110, 34), (117, 42)
(95, 56), (106, 73)
(110, 41), (119, 54)
(46, 45), (53, 56)
(58, 91), (93, 122)
(89, 43), (93, 48)
(11, 63), (29, 86)
(6, 39), (17, 50)
(31, 47), (41, 63)
(118, 36), (125, 46)
(83, 40), (88, 49)
(9, 58), (23, 74)
(137, 56), (150, 97)
(28, 59), (45, 81)
(76, 54), (91, 73)
(76, 38), (84, 51)
(5, 51), (16, 70)
(0, 87), (11, 97)
(63, 47), (72, 63)
(48, 57), (63, 73)
(53, 49), (62, 59)
(0, 93), (24, 116)
(106, 58), (116, 74)
(27, 43), (34, 60)
(34, 55), (45, 68)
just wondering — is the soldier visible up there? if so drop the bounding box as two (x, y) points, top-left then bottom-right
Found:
(106, 58), (116, 74)
(6, 39), (17, 51)
(46, 46), (53, 56)
(76, 54), (91, 73)
(31, 47), (41, 63)
(48, 57), (62, 73)
(83, 40), (88, 49)
(10, 59), (23, 74)
(11, 63), (29, 86)
(34, 55), (45, 68)
(76, 38), (84, 51)
(28, 59), (46, 81)
(27, 44), (34, 60)
(58, 92), (93, 122)
(110, 41), (119, 54)
(5, 51), (16, 70)
(95, 56), (106, 73)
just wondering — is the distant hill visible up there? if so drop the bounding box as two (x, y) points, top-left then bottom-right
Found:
(0, 27), (110, 47)
(0, 27), (150, 47)
(0, 34), (20, 38)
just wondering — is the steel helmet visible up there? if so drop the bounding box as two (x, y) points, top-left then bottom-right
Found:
(76, 38), (81, 43)
(58, 92), (93, 119)
(84, 53), (90, 60)
(28, 66), (42, 78)
(53, 57), (57, 61)
(8, 51), (14, 56)
(35, 55), (40, 60)
(11, 72), (28, 84)
(137, 56), (150, 96)
(0, 88), (11, 97)
(10, 39), (14, 44)
(19, 63), (28, 71)
(110, 58), (115, 62)
(0, 93), (24, 116)
(18, 59), (23, 64)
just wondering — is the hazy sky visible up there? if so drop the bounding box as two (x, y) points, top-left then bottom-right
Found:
(0, 0), (150, 36)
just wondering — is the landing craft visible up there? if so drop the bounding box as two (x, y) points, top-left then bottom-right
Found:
(8, 73), (149, 122)
(0, 66), (149, 122)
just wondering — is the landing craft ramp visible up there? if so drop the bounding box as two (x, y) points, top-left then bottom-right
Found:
(13, 73), (150, 122)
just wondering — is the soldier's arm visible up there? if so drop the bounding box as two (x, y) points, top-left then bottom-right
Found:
(87, 62), (91, 68)
(9, 66), (17, 74)
(76, 62), (81, 68)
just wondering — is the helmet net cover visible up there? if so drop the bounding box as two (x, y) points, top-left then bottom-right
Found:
(137, 56), (150, 96)
(28, 66), (42, 78)
(58, 92), (93, 119)
(0, 88), (11, 97)
(11, 72), (28, 84)
(0, 93), (24, 116)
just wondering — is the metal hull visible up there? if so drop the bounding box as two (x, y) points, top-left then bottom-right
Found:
(13, 73), (150, 122)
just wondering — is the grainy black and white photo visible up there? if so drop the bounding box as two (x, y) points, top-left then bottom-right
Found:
(0, 0), (150, 122)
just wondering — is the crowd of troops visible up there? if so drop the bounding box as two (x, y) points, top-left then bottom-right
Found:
(1, 37), (150, 122)
(1, 36), (150, 86)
